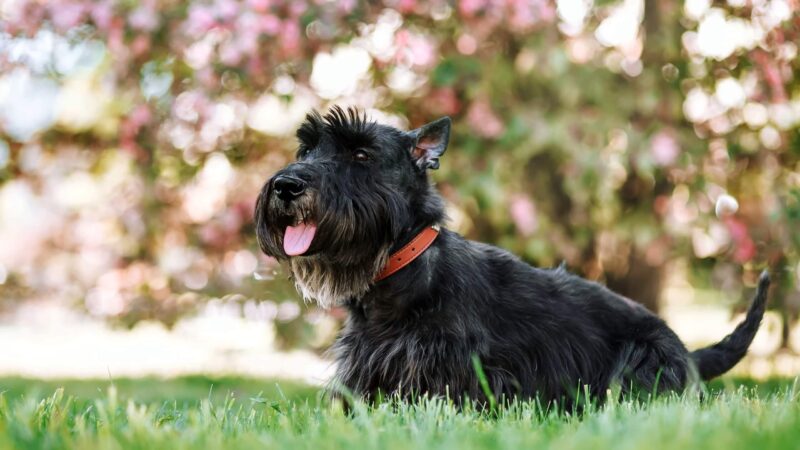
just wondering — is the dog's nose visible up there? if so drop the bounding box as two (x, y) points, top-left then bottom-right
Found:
(272, 175), (306, 201)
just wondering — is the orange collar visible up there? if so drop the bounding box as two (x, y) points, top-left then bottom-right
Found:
(375, 225), (441, 282)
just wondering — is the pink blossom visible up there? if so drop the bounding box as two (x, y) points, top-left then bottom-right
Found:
(280, 20), (301, 55)
(199, 223), (225, 247)
(734, 238), (756, 263)
(428, 88), (461, 116)
(650, 130), (680, 167)
(260, 14), (281, 35)
(173, 90), (210, 122)
(653, 195), (670, 216)
(196, 67), (218, 89)
(237, 32), (260, 55)
(408, 35), (436, 67)
(724, 217), (756, 263)
(215, 0), (240, 20)
(219, 41), (243, 66)
(459, 0), (488, 17)
(753, 50), (788, 103)
(395, 30), (409, 48)
(129, 5), (159, 31)
(247, 53), (264, 77)
(457, 33), (478, 55)
(49, 1), (86, 31)
(90, 1), (114, 31)
(130, 34), (151, 57)
(338, 0), (357, 14)
(508, 0), (537, 30)
(288, 0), (308, 17)
(120, 105), (152, 158)
(536, 0), (556, 22)
(236, 14), (261, 53)
(129, 104), (153, 128)
(507, 0), (555, 29)
(186, 5), (217, 36)
(395, 30), (436, 67)
(247, 0), (272, 13)
(220, 208), (243, 232)
(510, 194), (538, 236)
(467, 99), (505, 138)
(3, 1), (46, 34)
(396, 0), (418, 13)
(107, 17), (126, 55)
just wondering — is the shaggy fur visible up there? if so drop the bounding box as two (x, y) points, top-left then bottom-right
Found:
(255, 106), (770, 407)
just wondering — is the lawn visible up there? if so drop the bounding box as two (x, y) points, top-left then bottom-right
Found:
(0, 376), (798, 450)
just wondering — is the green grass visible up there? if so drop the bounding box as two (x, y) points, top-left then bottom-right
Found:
(0, 376), (798, 450)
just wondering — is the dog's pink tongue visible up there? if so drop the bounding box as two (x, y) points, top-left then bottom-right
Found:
(283, 222), (316, 256)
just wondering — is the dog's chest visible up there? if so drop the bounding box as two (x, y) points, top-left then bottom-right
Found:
(333, 311), (474, 396)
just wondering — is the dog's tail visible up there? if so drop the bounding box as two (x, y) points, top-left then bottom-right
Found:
(689, 270), (770, 380)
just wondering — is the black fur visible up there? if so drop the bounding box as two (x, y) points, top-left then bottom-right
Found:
(255, 106), (770, 407)
(690, 271), (770, 380)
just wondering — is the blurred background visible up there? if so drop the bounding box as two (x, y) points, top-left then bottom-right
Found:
(0, 0), (798, 384)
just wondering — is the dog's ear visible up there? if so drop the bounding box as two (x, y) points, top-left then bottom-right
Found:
(409, 117), (451, 170)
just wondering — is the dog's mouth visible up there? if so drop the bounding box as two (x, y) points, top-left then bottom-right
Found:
(283, 221), (317, 256)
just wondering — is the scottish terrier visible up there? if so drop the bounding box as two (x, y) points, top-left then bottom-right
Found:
(255, 106), (769, 407)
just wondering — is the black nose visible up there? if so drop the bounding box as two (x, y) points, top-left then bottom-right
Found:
(272, 175), (306, 201)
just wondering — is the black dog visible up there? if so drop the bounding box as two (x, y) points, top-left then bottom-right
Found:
(255, 106), (770, 406)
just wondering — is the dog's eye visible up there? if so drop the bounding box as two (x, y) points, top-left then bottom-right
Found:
(353, 149), (370, 162)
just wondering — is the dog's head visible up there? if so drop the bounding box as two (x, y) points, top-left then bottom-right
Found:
(254, 106), (450, 306)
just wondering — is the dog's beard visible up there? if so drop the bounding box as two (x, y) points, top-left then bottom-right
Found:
(289, 248), (389, 309)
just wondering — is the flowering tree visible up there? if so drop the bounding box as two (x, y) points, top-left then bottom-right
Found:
(0, 0), (798, 348)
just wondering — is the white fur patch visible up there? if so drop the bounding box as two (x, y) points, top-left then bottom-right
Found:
(289, 249), (388, 309)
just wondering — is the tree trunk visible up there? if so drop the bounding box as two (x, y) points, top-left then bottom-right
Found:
(605, 250), (664, 314)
